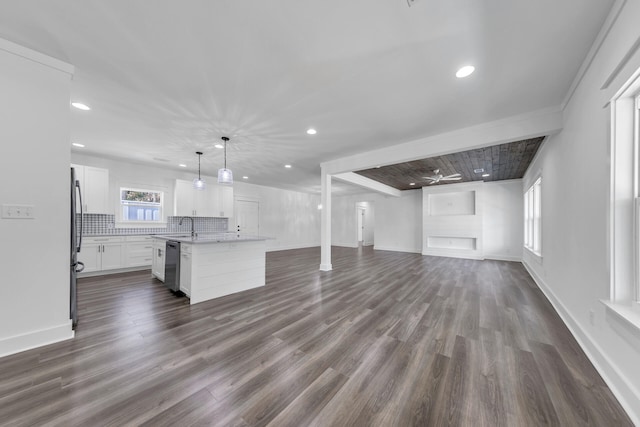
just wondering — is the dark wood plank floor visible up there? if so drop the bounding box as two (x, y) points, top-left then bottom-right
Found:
(0, 246), (632, 426)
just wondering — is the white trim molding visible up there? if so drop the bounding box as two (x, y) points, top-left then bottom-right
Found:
(523, 261), (640, 426)
(0, 321), (74, 358)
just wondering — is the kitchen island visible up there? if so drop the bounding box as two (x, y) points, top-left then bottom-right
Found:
(152, 233), (269, 304)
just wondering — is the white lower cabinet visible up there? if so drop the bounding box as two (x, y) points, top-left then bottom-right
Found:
(180, 243), (192, 296)
(125, 236), (154, 268)
(80, 235), (158, 275)
(79, 237), (125, 273)
(151, 238), (166, 282)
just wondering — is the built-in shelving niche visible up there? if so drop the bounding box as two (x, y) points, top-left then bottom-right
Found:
(428, 190), (476, 216)
(427, 236), (477, 250)
(422, 185), (483, 259)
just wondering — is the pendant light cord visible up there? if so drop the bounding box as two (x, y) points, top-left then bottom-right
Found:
(196, 151), (203, 179)
(222, 137), (229, 170)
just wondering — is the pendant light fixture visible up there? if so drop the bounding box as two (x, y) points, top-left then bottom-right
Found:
(217, 136), (233, 185)
(192, 151), (206, 190)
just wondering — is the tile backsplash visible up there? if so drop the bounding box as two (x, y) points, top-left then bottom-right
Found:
(79, 214), (229, 235)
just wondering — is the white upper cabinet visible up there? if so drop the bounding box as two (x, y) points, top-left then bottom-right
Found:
(217, 185), (234, 218)
(174, 179), (233, 217)
(72, 164), (109, 214)
(174, 179), (197, 216)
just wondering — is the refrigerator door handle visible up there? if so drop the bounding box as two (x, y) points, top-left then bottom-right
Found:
(75, 261), (85, 273)
(76, 179), (83, 252)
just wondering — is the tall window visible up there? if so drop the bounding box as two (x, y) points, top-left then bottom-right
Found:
(120, 188), (163, 222)
(609, 68), (640, 307)
(635, 94), (640, 302)
(524, 177), (542, 255)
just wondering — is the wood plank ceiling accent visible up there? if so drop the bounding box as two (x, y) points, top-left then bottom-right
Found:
(354, 137), (545, 190)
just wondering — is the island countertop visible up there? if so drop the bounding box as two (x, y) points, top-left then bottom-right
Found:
(151, 233), (270, 244)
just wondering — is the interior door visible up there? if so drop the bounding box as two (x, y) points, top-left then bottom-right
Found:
(357, 207), (364, 242)
(235, 199), (259, 235)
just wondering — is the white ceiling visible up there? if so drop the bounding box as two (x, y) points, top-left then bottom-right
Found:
(0, 0), (614, 194)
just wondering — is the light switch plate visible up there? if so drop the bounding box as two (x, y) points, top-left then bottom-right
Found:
(1, 204), (35, 219)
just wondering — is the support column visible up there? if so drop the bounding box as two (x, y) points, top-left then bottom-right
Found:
(319, 168), (332, 271)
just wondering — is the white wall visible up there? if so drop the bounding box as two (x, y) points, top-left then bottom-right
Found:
(522, 0), (640, 421)
(483, 180), (523, 261)
(71, 153), (321, 252)
(332, 190), (422, 253)
(0, 40), (74, 356)
(421, 180), (523, 261)
(231, 182), (321, 251)
(331, 193), (376, 248)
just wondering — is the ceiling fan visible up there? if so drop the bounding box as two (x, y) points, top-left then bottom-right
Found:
(423, 169), (462, 184)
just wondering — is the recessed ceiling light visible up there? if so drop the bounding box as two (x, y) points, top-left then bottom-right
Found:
(456, 65), (475, 78)
(179, 164), (187, 168)
(409, 183), (416, 186)
(242, 176), (249, 179)
(71, 142), (85, 148)
(482, 173), (490, 177)
(71, 102), (91, 110)
(474, 168), (484, 173)
(284, 164), (292, 168)
(306, 128), (317, 135)
(214, 144), (224, 149)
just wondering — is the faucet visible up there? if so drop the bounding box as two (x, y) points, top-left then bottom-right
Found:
(179, 216), (196, 239)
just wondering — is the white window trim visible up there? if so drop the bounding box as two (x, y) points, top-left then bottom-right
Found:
(524, 175), (542, 261)
(605, 67), (640, 331)
(116, 187), (166, 228)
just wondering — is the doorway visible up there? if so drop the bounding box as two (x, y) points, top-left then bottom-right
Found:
(355, 202), (374, 247)
(235, 199), (260, 235)
(357, 207), (365, 244)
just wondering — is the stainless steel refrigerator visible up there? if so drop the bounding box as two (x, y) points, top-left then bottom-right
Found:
(70, 167), (84, 328)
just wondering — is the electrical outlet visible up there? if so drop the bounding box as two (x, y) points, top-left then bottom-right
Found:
(1, 204), (35, 219)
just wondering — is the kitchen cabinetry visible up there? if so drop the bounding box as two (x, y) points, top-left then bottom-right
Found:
(79, 236), (124, 273)
(179, 243), (192, 296)
(217, 185), (234, 218)
(125, 236), (153, 268)
(151, 238), (166, 282)
(71, 164), (110, 214)
(174, 179), (233, 217)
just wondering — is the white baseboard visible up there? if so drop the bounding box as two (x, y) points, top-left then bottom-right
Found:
(522, 261), (640, 426)
(332, 242), (358, 248)
(374, 245), (421, 254)
(421, 250), (484, 260)
(0, 321), (74, 358)
(79, 265), (150, 278)
(485, 254), (522, 262)
(319, 263), (333, 271)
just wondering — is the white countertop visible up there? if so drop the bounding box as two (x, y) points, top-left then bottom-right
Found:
(152, 233), (270, 244)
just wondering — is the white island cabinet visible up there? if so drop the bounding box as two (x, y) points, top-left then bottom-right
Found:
(152, 234), (267, 304)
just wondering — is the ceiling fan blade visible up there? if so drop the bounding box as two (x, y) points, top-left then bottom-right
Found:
(443, 173), (461, 179)
(424, 177), (436, 181)
(441, 177), (462, 181)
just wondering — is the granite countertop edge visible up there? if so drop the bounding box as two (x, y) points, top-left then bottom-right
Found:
(151, 233), (272, 244)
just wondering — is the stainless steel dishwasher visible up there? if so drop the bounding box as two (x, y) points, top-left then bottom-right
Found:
(164, 240), (181, 292)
